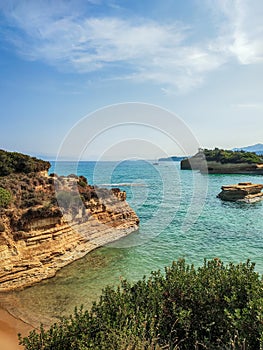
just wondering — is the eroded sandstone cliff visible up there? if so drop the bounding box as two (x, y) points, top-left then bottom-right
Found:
(0, 167), (139, 292)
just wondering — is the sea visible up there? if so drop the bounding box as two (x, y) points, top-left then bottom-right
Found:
(2, 160), (263, 327)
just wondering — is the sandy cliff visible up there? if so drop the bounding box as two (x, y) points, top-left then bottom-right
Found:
(0, 171), (139, 292)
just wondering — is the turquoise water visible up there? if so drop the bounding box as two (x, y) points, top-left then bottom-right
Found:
(3, 161), (263, 326)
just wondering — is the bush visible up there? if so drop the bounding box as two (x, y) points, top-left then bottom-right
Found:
(0, 187), (12, 207)
(78, 180), (87, 188)
(19, 259), (263, 350)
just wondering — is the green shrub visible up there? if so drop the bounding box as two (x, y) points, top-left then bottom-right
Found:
(19, 259), (263, 350)
(0, 187), (12, 207)
(78, 180), (87, 188)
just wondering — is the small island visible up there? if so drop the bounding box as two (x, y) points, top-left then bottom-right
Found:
(181, 148), (263, 174)
(0, 150), (139, 291)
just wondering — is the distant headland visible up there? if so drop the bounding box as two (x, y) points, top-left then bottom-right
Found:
(158, 156), (187, 162)
(180, 147), (263, 174)
(233, 143), (263, 155)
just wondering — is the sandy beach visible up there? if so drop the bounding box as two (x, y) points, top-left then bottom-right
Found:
(0, 307), (33, 350)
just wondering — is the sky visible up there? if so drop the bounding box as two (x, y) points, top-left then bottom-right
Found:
(0, 0), (262, 160)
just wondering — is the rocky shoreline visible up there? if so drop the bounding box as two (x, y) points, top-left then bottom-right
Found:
(0, 151), (139, 292)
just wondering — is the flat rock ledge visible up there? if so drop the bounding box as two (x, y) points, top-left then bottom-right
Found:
(0, 211), (139, 292)
(217, 182), (263, 203)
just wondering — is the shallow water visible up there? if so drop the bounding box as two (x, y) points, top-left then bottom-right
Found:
(2, 161), (263, 326)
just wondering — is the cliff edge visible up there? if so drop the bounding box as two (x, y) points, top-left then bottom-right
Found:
(0, 150), (139, 292)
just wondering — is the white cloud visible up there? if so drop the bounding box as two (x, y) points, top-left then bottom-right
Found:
(210, 0), (263, 64)
(0, 0), (262, 93)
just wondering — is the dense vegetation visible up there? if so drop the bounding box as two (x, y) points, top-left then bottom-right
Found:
(203, 148), (263, 164)
(0, 172), (54, 210)
(0, 149), (50, 176)
(0, 170), (123, 234)
(20, 259), (263, 350)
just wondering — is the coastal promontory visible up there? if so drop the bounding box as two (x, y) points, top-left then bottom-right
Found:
(181, 148), (263, 174)
(0, 150), (139, 291)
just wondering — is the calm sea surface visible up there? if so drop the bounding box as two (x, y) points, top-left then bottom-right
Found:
(2, 161), (263, 326)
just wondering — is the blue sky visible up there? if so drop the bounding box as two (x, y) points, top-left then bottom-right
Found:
(0, 0), (262, 160)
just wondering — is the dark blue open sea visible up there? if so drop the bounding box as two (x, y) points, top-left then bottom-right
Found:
(3, 161), (263, 326)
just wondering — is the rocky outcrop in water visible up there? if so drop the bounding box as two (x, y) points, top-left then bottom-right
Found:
(0, 152), (139, 292)
(181, 148), (263, 174)
(217, 182), (263, 202)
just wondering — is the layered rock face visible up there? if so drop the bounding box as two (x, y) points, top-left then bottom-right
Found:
(0, 172), (139, 292)
(217, 182), (263, 202)
(204, 162), (263, 174)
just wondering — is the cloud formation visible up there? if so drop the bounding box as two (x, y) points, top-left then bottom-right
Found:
(0, 0), (262, 93)
(213, 0), (263, 64)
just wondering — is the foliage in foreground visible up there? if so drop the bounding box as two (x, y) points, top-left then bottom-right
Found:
(20, 259), (263, 350)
